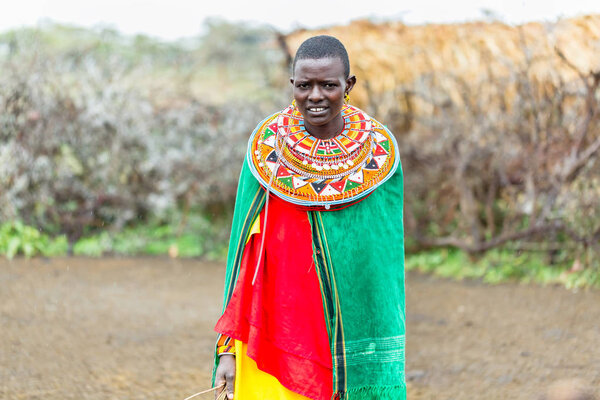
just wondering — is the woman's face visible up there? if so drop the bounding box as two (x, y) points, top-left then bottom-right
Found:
(291, 57), (356, 134)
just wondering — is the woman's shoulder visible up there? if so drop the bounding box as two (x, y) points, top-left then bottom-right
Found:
(248, 107), (288, 138)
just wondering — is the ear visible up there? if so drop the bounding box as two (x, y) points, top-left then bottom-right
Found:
(345, 75), (357, 93)
(290, 77), (295, 86)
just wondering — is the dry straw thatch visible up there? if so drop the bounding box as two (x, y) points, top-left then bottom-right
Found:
(286, 15), (600, 130)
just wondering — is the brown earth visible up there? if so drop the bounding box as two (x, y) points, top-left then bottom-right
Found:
(1, 257), (599, 399)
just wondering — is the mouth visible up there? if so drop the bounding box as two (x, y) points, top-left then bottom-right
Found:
(306, 106), (328, 115)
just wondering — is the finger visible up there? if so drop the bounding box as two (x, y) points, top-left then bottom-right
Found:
(217, 389), (228, 400)
(225, 372), (235, 399)
(214, 381), (225, 400)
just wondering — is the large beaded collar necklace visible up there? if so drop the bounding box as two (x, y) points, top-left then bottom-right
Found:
(247, 104), (399, 208)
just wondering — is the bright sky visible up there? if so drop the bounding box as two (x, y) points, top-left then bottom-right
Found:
(2, 0), (600, 40)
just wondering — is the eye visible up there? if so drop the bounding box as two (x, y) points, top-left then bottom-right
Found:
(297, 82), (310, 89)
(323, 82), (338, 89)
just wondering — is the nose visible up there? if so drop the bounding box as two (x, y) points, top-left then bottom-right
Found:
(308, 86), (324, 103)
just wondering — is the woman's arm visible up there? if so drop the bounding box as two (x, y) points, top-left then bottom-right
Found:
(214, 354), (235, 399)
(214, 335), (236, 399)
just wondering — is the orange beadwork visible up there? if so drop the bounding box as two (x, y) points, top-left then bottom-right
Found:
(216, 335), (236, 356)
(247, 104), (399, 207)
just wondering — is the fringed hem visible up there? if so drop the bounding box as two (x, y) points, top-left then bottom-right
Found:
(332, 384), (407, 400)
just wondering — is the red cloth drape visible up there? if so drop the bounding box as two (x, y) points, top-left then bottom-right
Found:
(215, 195), (332, 400)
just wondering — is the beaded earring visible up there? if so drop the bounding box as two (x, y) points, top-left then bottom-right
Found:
(292, 99), (297, 108)
(344, 93), (350, 105)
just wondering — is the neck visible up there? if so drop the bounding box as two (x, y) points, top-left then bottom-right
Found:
(304, 114), (344, 140)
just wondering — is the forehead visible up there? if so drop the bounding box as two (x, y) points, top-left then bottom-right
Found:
(293, 57), (345, 80)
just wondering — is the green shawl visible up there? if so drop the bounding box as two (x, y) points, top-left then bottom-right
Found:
(215, 158), (406, 400)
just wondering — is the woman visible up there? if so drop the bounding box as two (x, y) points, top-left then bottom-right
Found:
(213, 35), (406, 400)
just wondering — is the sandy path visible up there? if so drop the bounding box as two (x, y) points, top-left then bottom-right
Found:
(1, 257), (598, 399)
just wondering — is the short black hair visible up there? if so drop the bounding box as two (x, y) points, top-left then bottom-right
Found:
(292, 35), (350, 78)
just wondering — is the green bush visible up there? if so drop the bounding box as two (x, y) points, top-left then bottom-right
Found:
(0, 221), (67, 258)
(406, 249), (599, 289)
(71, 209), (229, 259)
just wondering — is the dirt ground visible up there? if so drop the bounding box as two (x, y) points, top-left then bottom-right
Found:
(1, 257), (599, 400)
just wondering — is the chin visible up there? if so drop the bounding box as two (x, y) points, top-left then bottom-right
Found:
(303, 111), (334, 124)
(305, 117), (331, 127)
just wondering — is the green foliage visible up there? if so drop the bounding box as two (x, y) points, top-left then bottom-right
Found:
(0, 221), (67, 258)
(72, 209), (229, 259)
(0, 23), (190, 70)
(406, 249), (600, 289)
(72, 232), (112, 257)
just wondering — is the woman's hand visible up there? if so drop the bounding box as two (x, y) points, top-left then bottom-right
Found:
(215, 354), (235, 399)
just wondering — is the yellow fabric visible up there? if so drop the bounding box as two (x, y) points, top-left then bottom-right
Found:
(234, 340), (310, 400)
(245, 217), (261, 245)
